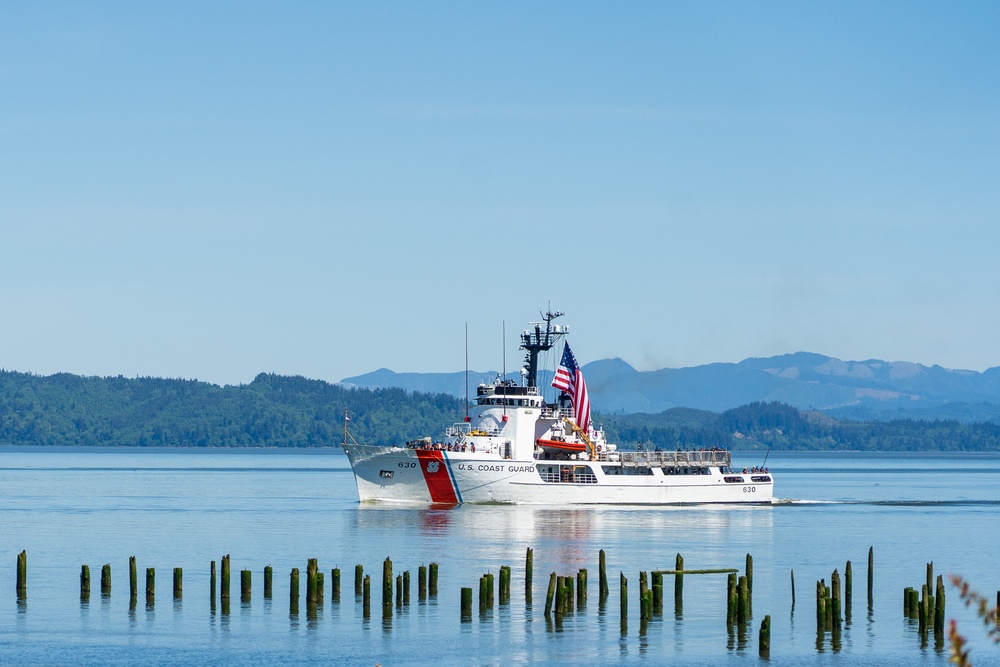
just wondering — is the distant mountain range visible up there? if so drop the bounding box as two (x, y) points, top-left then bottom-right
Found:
(342, 352), (1000, 423)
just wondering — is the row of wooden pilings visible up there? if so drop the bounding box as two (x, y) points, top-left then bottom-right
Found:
(457, 548), (772, 656)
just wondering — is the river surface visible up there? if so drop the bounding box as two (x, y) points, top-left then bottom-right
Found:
(1, 448), (999, 666)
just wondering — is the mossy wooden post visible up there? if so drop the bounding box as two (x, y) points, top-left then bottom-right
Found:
(544, 572), (557, 615)
(307, 558), (318, 604)
(651, 572), (662, 612)
(290, 568), (300, 615)
(926, 562), (934, 606)
(16, 550), (27, 599)
(745, 553), (753, 617)
(264, 565), (273, 599)
(577, 568), (587, 608)
(831, 569), (842, 628)
(903, 586), (913, 616)
(332, 568), (340, 603)
(727, 573), (738, 626)
(418, 565), (427, 602)
(382, 557), (393, 611)
(564, 575), (574, 613)
(241, 569), (251, 603)
(395, 574), (402, 608)
(674, 553), (684, 609)
(145, 568), (155, 605)
(844, 561), (852, 622)
(919, 584), (929, 633)
(354, 564), (363, 596)
(759, 614), (771, 657)
(429, 562), (439, 597)
(461, 587), (473, 621)
(525, 547), (533, 603)
(80, 565), (91, 601)
(599, 549), (609, 601)
(480, 575), (490, 612)
(499, 566), (510, 605)
(210, 560), (216, 610)
(129, 556), (138, 604)
(173, 567), (182, 599)
(816, 580), (825, 631)
(934, 575), (946, 635)
(867, 546), (874, 612)
(362, 574), (371, 619)
(620, 572), (628, 621)
(221, 554), (231, 602)
(553, 576), (564, 617)
(101, 564), (111, 597)
(402, 570), (410, 606)
(790, 569), (796, 611)
(737, 575), (749, 625)
(317, 572), (324, 604)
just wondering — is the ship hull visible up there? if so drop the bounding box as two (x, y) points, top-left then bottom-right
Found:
(344, 445), (773, 506)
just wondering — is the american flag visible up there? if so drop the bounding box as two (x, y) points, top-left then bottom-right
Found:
(552, 342), (591, 434)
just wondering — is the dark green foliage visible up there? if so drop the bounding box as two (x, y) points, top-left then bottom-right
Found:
(600, 401), (1000, 452)
(0, 370), (463, 447)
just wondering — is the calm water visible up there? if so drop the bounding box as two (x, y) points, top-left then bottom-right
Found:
(1, 448), (999, 666)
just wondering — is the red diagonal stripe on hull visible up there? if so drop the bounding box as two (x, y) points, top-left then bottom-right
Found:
(415, 450), (459, 504)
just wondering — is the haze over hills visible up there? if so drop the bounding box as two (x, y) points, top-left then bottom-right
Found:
(342, 352), (1000, 423)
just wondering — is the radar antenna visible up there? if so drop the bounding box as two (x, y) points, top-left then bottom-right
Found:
(520, 307), (565, 388)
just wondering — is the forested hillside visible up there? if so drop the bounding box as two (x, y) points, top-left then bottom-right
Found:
(0, 371), (463, 448)
(2, 372), (999, 451)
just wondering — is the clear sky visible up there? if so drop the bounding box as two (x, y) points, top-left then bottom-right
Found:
(2, 2), (998, 386)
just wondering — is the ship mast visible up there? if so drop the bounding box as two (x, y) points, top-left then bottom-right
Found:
(520, 308), (564, 388)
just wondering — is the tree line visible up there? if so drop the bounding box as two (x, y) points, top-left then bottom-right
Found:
(1, 372), (998, 451)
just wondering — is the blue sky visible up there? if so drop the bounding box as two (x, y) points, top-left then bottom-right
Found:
(2, 2), (998, 385)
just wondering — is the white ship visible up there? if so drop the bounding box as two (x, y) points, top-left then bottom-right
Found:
(343, 310), (774, 505)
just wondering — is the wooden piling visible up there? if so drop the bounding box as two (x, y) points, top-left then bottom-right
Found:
(554, 576), (564, 616)
(403, 570), (410, 605)
(221, 554), (231, 601)
(831, 569), (842, 628)
(332, 568), (340, 602)
(577, 568), (587, 607)
(101, 564), (111, 596)
(525, 547), (533, 602)
(355, 564), (363, 596)
(759, 614), (771, 657)
(80, 565), (91, 601)
(934, 575), (945, 635)
(620, 572), (628, 621)
(145, 568), (155, 604)
(264, 565), (273, 599)
(382, 557), (393, 609)
(544, 572), (557, 615)
(316, 571), (324, 603)
(745, 554), (753, 616)
(210, 560), (216, 605)
(307, 558), (318, 604)
(480, 575), (490, 611)
(727, 573), (738, 626)
(737, 575), (749, 625)
(461, 587), (473, 620)
(790, 569), (795, 610)
(674, 553), (684, 608)
(290, 568), (300, 603)
(241, 569), (251, 603)
(418, 565), (427, 601)
(867, 546), (874, 611)
(845, 560), (852, 621)
(396, 574), (403, 608)
(500, 566), (511, 605)
(429, 562), (438, 597)
(362, 574), (370, 618)
(129, 556), (138, 603)
(599, 549), (609, 600)
(16, 550), (27, 599)
(173, 567), (182, 599)
(816, 580), (826, 630)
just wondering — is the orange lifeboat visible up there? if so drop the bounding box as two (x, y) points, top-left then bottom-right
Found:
(535, 438), (586, 453)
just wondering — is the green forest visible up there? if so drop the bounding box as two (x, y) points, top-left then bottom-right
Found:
(1, 371), (999, 451)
